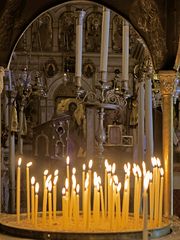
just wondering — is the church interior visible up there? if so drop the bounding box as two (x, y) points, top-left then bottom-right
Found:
(0, 0), (180, 239)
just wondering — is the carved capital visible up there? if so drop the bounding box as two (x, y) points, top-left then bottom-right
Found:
(158, 70), (177, 95)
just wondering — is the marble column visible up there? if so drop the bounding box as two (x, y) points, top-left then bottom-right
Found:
(138, 79), (145, 163)
(100, 7), (110, 83)
(145, 69), (154, 166)
(75, 10), (86, 88)
(158, 70), (177, 218)
(0, 66), (5, 213)
(122, 19), (129, 92)
(6, 80), (17, 213)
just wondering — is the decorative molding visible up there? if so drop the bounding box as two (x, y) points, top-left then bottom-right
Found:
(158, 70), (177, 95)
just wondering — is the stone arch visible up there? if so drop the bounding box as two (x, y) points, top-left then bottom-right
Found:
(0, 0), (167, 71)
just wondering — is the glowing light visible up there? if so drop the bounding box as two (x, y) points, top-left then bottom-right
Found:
(26, 162), (32, 168)
(31, 176), (35, 185)
(18, 158), (22, 167)
(88, 159), (93, 169)
(76, 184), (80, 194)
(66, 156), (70, 165)
(83, 164), (86, 171)
(160, 168), (164, 176)
(54, 169), (59, 176)
(35, 182), (39, 194)
(53, 176), (58, 185)
(48, 181), (52, 192)
(72, 167), (76, 175)
(43, 169), (48, 176)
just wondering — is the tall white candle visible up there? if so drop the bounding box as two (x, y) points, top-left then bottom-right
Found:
(100, 7), (110, 81)
(26, 162), (32, 221)
(31, 176), (35, 224)
(34, 182), (39, 227)
(16, 157), (22, 223)
(75, 10), (86, 87)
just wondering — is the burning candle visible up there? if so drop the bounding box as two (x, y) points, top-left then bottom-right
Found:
(76, 184), (80, 225)
(100, 185), (105, 219)
(43, 169), (48, 189)
(104, 159), (108, 215)
(149, 172), (154, 225)
(65, 178), (69, 218)
(34, 182), (39, 227)
(143, 173), (149, 240)
(48, 181), (53, 225)
(42, 174), (51, 224)
(82, 164), (86, 213)
(16, 157), (22, 223)
(133, 164), (137, 218)
(54, 169), (59, 176)
(31, 176), (35, 224)
(66, 156), (70, 195)
(159, 168), (164, 226)
(116, 182), (121, 228)
(84, 178), (89, 229)
(26, 162), (32, 221)
(122, 179), (128, 227)
(70, 174), (76, 219)
(88, 160), (93, 221)
(62, 187), (66, 223)
(155, 158), (161, 226)
(53, 175), (58, 221)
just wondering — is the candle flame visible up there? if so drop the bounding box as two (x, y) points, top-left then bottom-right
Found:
(124, 179), (128, 191)
(157, 158), (161, 167)
(54, 169), (59, 176)
(113, 175), (118, 185)
(104, 159), (108, 168)
(48, 181), (52, 192)
(117, 182), (121, 192)
(65, 178), (69, 189)
(82, 164), (86, 171)
(142, 161), (146, 176)
(151, 157), (157, 167)
(45, 175), (52, 187)
(144, 174), (149, 190)
(160, 168), (164, 176)
(85, 178), (89, 189)
(53, 175), (58, 185)
(72, 167), (76, 175)
(149, 172), (153, 181)
(43, 169), (48, 176)
(98, 176), (101, 185)
(66, 156), (70, 165)
(18, 157), (22, 167)
(35, 182), (39, 194)
(88, 159), (93, 169)
(26, 162), (32, 168)
(76, 184), (80, 194)
(107, 164), (111, 173)
(127, 162), (131, 171)
(62, 187), (66, 195)
(72, 175), (76, 189)
(112, 163), (116, 174)
(31, 176), (35, 185)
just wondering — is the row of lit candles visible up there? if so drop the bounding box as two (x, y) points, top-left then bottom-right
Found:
(16, 156), (164, 230)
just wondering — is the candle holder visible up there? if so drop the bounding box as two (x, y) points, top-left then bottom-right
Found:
(0, 157), (171, 239)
